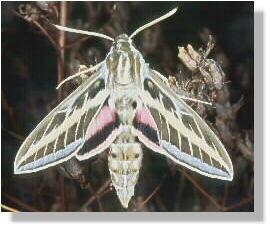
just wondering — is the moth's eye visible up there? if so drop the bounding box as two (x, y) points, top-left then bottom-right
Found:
(111, 168), (118, 173)
(111, 153), (117, 158)
(132, 101), (137, 109)
(134, 153), (140, 159)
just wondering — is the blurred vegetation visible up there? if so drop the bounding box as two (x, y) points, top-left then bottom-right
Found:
(1, 1), (253, 212)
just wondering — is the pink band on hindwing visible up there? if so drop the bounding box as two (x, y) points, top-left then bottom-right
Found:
(134, 106), (160, 146)
(77, 100), (120, 158)
(85, 104), (117, 139)
(135, 106), (159, 132)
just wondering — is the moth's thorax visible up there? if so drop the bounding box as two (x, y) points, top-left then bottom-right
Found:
(109, 88), (142, 126)
(106, 34), (146, 89)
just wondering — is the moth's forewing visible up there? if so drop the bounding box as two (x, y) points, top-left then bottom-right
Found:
(137, 69), (233, 181)
(14, 69), (109, 174)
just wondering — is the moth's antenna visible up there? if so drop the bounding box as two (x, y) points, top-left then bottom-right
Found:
(129, 7), (178, 40)
(54, 25), (114, 41)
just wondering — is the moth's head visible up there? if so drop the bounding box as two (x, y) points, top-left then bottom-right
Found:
(112, 34), (133, 52)
(115, 34), (129, 42)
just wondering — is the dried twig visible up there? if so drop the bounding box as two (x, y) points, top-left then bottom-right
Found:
(222, 183), (229, 207)
(2, 128), (25, 141)
(57, 1), (67, 100)
(86, 182), (104, 212)
(2, 192), (39, 212)
(136, 174), (166, 210)
(173, 173), (186, 211)
(2, 91), (16, 128)
(60, 175), (66, 211)
(179, 169), (253, 211)
(11, 9), (58, 48)
(32, 20), (58, 48)
(155, 195), (167, 211)
(223, 197), (253, 211)
(80, 179), (111, 211)
(137, 183), (161, 209)
(180, 169), (224, 210)
(1, 203), (21, 212)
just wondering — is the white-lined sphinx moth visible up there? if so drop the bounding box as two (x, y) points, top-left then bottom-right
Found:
(14, 8), (233, 208)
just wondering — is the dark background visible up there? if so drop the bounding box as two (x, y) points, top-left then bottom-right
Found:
(2, 1), (253, 212)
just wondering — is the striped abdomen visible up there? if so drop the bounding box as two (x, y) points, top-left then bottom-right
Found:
(108, 141), (143, 208)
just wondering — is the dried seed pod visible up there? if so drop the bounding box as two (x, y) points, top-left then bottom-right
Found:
(178, 36), (226, 90)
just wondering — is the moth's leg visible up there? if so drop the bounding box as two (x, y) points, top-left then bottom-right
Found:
(56, 61), (104, 89)
(58, 158), (89, 189)
(78, 65), (90, 82)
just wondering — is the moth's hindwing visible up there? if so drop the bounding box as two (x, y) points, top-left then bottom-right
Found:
(14, 69), (109, 174)
(76, 98), (121, 160)
(137, 70), (233, 181)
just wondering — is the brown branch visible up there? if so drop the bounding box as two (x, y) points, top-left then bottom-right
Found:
(136, 174), (166, 210)
(1, 204), (21, 212)
(155, 195), (167, 211)
(2, 91), (17, 128)
(86, 182), (104, 212)
(57, 1), (67, 100)
(179, 169), (253, 211)
(222, 183), (229, 207)
(180, 169), (224, 210)
(11, 9), (58, 49)
(223, 197), (253, 211)
(59, 175), (66, 211)
(2, 127), (25, 141)
(80, 179), (111, 211)
(174, 173), (186, 211)
(3, 192), (39, 212)
(32, 20), (58, 49)
(137, 183), (161, 209)
(63, 36), (90, 49)
(80, 188), (110, 211)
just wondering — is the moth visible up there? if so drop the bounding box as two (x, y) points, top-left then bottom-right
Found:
(14, 8), (233, 208)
